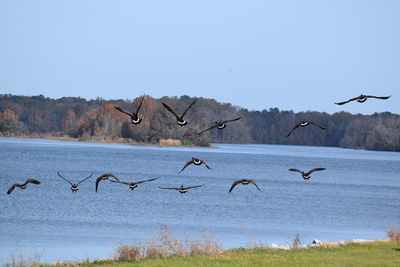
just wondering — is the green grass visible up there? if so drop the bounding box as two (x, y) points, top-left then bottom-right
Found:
(53, 241), (400, 267)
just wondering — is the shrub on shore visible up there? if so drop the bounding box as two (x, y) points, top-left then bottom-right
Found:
(114, 223), (222, 261)
(386, 226), (400, 244)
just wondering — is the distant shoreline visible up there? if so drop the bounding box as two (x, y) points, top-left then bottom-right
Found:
(0, 134), (216, 148)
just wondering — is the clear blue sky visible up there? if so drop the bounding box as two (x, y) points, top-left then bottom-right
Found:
(0, 0), (398, 114)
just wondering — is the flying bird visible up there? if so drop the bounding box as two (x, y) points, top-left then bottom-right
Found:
(111, 177), (158, 191)
(335, 94), (391, 105)
(289, 168), (326, 180)
(95, 174), (120, 192)
(178, 157), (212, 174)
(286, 121), (326, 137)
(197, 117), (241, 135)
(57, 172), (94, 193)
(162, 100), (197, 126)
(7, 179), (41, 195)
(229, 179), (260, 193)
(114, 95), (146, 124)
(159, 184), (205, 194)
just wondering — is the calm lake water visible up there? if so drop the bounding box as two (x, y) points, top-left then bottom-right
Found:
(0, 137), (399, 263)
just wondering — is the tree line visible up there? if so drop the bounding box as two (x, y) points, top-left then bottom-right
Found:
(0, 94), (399, 151)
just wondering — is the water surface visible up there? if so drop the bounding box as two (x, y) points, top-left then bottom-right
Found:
(0, 137), (399, 263)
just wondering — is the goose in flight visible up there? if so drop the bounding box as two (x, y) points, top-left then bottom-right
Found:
(57, 172), (93, 193)
(159, 184), (205, 194)
(197, 117), (241, 135)
(7, 179), (41, 195)
(111, 177), (158, 191)
(289, 168), (326, 180)
(162, 99), (197, 126)
(286, 121), (326, 137)
(229, 179), (260, 193)
(95, 174), (120, 192)
(335, 94), (391, 105)
(114, 95), (146, 124)
(178, 157), (212, 174)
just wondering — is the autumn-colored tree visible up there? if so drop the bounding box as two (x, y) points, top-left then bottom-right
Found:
(62, 109), (79, 136)
(0, 108), (25, 135)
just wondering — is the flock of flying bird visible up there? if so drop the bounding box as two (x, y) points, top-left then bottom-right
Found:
(6, 93), (391, 195)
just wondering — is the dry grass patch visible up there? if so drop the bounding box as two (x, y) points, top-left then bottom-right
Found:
(114, 243), (142, 261)
(185, 230), (222, 255)
(292, 234), (302, 248)
(114, 223), (222, 261)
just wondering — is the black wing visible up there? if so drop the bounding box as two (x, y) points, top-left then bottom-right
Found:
(57, 172), (73, 186)
(289, 168), (302, 173)
(365, 95), (391, 100)
(248, 180), (261, 191)
(159, 186), (179, 190)
(228, 180), (242, 193)
(77, 173), (94, 185)
(25, 179), (41, 185)
(97, 173), (119, 181)
(134, 95), (145, 115)
(309, 121), (327, 130)
(95, 177), (103, 192)
(202, 161), (212, 170)
(286, 123), (301, 137)
(183, 184), (205, 190)
(181, 99), (197, 118)
(220, 117), (241, 124)
(178, 159), (194, 174)
(7, 184), (18, 195)
(306, 168), (326, 175)
(197, 123), (219, 135)
(95, 174), (119, 192)
(162, 102), (180, 119)
(135, 177), (159, 184)
(114, 105), (134, 117)
(335, 96), (360, 105)
(109, 180), (129, 185)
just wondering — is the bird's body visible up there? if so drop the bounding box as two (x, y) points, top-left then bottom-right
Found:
(178, 157), (212, 173)
(7, 179), (41, 195)
(286, 121), (326, 137)
(71, 184), (79, 192)
(162, 100), (197, 126)
(357, 96), (368, 103)
(111, 177), (158, 191)
(95, 174), (120, 192)
(193, 158), (202, 165)
(159, 184), (205, 194)
(197, 117), (241, 134)
(57, 172), (94, 193)
(228, 179), (260, 193)
(335, 94), (391, 105)
(129, 184), (138, 190)
(289, 168), (326, 180)
(114, 95), (145, 124)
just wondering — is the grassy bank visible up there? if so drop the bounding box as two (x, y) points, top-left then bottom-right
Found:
(49, 241), (399, 267)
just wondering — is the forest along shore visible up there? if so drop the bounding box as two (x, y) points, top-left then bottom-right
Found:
(0, 94), (399, 151)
